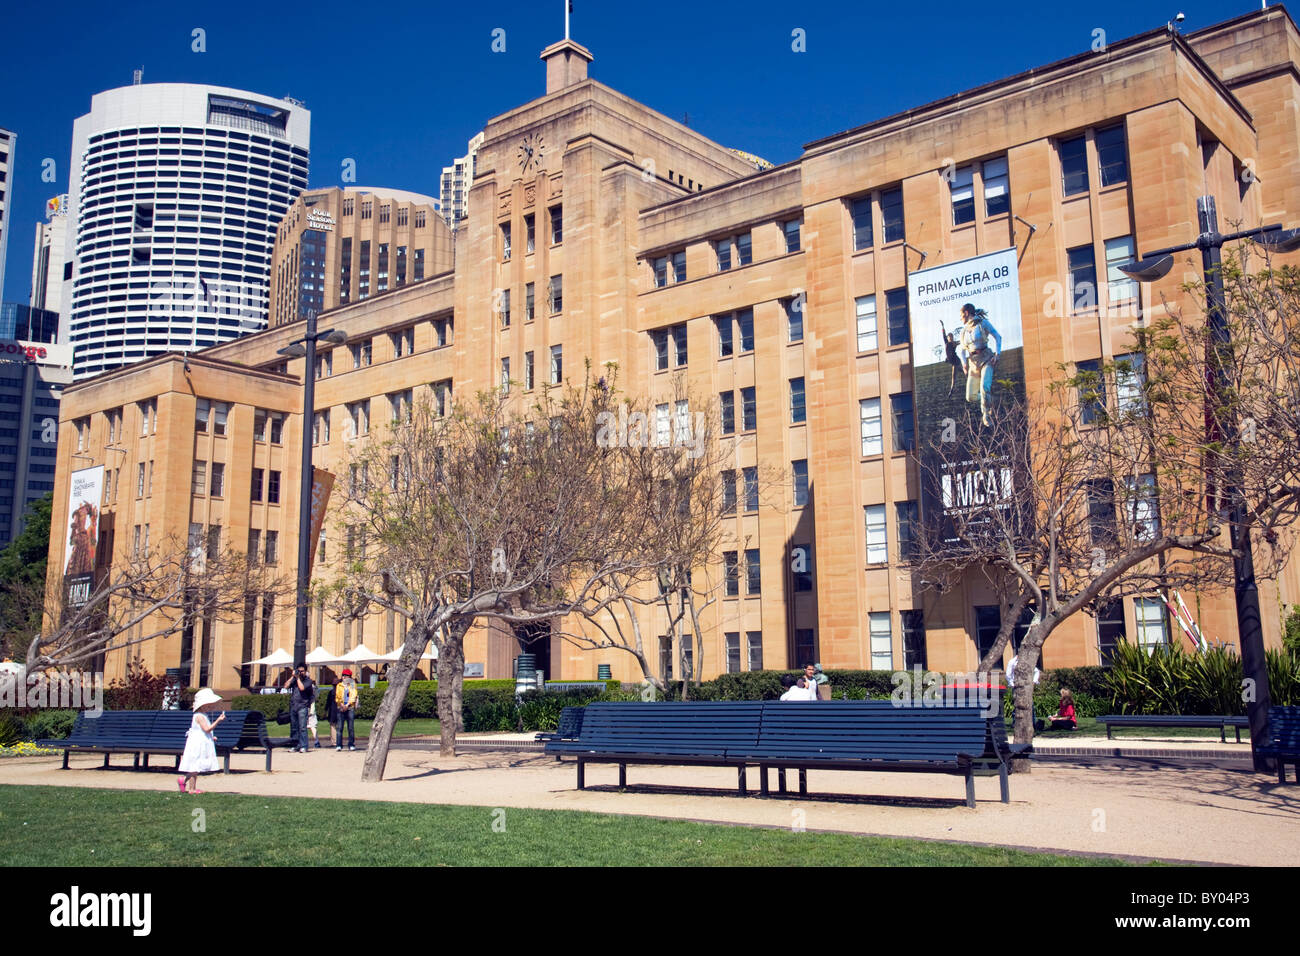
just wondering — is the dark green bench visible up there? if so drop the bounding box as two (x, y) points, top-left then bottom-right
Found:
(1095, 714), (1250, 742)
(545, 701), (764, 792)
(44, 710), (287, 772)
(743, 701), (1022, 808)
(535, 705), (586, 759)
(1259, 706), (1300, 783)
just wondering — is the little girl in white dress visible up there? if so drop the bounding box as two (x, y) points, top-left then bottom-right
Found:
(178, 688), (225, 793)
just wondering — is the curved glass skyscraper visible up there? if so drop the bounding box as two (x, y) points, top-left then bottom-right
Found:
(62, 84), (310, 379)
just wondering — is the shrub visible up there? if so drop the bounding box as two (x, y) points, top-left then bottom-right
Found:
(1266, 647), (1299, 706)
(0, 712), (22, 746)
(1283, 605), (1300, 658)
(22, 709), (77, 740)
(103, 660), (195, 711)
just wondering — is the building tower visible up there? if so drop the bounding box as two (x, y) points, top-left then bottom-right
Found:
(439, 132), (483, 230)
(0, 128), (15, 302)
(31, 195), (69, 314)
(60, 84), (310, 380)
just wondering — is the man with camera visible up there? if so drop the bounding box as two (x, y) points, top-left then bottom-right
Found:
(283, 664), (317, 754)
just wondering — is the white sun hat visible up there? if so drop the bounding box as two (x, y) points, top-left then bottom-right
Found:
(192, 688), (222, 710)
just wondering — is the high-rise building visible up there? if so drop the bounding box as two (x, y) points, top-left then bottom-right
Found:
(439, 132), (483, 229)
(268, 186), (453, 327)
(31, 196), (69, 314)
(60, 84), (310, 380)
(46, 10), (1300, 689)
(0, 128), (15, 303)
(0, 305), (71, 546)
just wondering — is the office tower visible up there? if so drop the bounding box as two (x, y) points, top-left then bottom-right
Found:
(61, 84), (310, 379)
(31, 195), (69, 313)
(439, 132), (483, 229)
(0, 128), (15, 302)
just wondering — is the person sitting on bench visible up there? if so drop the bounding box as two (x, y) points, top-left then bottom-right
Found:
(1036, 688), (1077, 731)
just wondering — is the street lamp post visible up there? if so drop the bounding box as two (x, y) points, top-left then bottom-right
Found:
(277, 311), (347, 669)
(1120, 195), (1300, 772)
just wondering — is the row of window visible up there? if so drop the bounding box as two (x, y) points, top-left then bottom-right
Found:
(312, 318), (450, 378)
(650, 219), (802, 289)
(501, 205), (563, 260)
(498, 276), (563, 326)
(311, 380), (454, 445)
(500, 346), (563, 393)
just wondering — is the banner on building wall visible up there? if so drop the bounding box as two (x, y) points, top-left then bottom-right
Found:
(64, 466), (105, 608)
(308, 468), (334, 573)
(908, 248), (1027, 547)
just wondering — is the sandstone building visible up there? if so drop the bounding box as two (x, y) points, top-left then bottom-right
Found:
(47, 10), (1300, 690)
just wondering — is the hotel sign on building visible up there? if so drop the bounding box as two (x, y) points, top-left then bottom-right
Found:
(306, 209), (335, 232)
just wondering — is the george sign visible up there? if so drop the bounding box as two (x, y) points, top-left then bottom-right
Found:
(0, 339), (72, 367)
(307, 468), (334, 572)
(908, 248), (1027, 546)
(64, 466), (105, 608)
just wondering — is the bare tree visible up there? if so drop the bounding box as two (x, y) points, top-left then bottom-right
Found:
(18, 535), (278, 674)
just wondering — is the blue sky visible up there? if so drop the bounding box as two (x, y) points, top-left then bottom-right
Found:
(0, 0), (1268, 305)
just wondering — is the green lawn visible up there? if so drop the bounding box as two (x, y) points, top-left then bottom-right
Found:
(265, 717), (441, 739)
(0, 786), (1154, 867)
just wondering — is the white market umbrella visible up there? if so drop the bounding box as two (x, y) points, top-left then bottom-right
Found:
(378, 644), (438, 662)
(245, 647), (293, 666)
(338, 643), (387, 665)
(305, 646), (346, 666)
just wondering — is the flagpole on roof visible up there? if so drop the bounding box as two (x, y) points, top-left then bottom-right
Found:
(565, 0), (570, 39)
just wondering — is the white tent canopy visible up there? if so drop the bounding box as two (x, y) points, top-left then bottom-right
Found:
(305, 646), (346, 666)
(378, 644), (438, 662)
(244, 647), (293, 666)
(338, 643), (387, 665)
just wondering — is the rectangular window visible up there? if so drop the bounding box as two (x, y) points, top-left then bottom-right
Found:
(724, 551), (739, 596)
(655, 404), (671, 447)
(1060, 135), (1089, 196)
(432, 380), (452, 417)
(500, 288), (511, 328)
(1095, 125), (1129, 187)
(951, 165), (975, 225)
(265, 530), (279, 565)
(864, 504), (887, 563)
(741, 386), (757, 432)
(851, 196), (873, 251)
(737, 308), (754, 352)
(745, 548), (761, 594)
(414, 248), (424, 281)
(352, 338), (372, 368)
(1076, 358), (1105, 425)
(267, 470), (281, 504)
(524, 350), (535, 390)
(549, 275), (562, 314)
(659, 635), (674, 681)
(725, 633), (741, 674)
(253, 410), (268, 442)
(195, 399), (210, 434)
(210, 462), (225, 497)
(896, 500), (919, 562)
(792, 544), (813, 591)
(881, 187), (904, 243)
(1097, 599), (1126, 665)
(784, 219), (801, 254)
(136, 462), (146, 497)
(433, 317), (451, 347)
(192, 460), (206, 496)
(860, 398), (882, 456)
(856, 295), (878, 352)
(1068, 245), (1098, 312)
(891, 392), (915, 452)
(902, 609), (927, 669)
(672, 323), (687, 367)
(792, 459), (809, 507)
(869, 612), (893, 670)
(674, 399), (691, 445)
(720, 392), (735, 435)
(885, 288), (910, 345)
(785, 297), (803, 342)
(550, 204), (562, 244)
(388, 389), (412, 425)
(1114, 352), (1146, 414)
(649, 329), (666, 371)
(1087, 478), (1117, 547)
(746, 632), (764, 671)
(313, 410), (330, 445)
(269, 413), (283, 444)
(743, 466), (759, 512)
(501, 222), (511, 261)
(550, 345), (563, 384)
(736, 233), (752, 266)
(653, 256), (668, 288)
(251, 468), (264, 502)
(500, 357), (511, 395)
(525, 214), (535, 254)
(715, 238), (731, 272)
(315, 350), (332, 379)
(672, 250), (686, 283)
(1135, 597), (1168, 648)
(248, 529), (261, 564)
(391, 326), (414, 357)
(794, 629), (816, 669)
(525, 283), (535, 321)
(722, 470), (737, 513)
(206, 525), (221, 561)
(983, 156), (1010, 216)
(1105, 236), (1137, 304)
(348, 400), (370, 437)
(1127, 474), (1159, 542)
(789, 377), (806, 424)
(716, 314), (734, 357)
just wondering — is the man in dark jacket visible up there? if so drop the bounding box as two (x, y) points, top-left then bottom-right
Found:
(284, 665), (316, 753)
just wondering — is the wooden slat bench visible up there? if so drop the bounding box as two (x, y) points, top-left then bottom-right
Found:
(535, 705), (586, 758)
(743, 701), (1020, 808)
(1095, 714), (1250, 742)
(43, 710), (287, 772)
(545, 701), (764, 793)
(1259, 706), (1300, 784)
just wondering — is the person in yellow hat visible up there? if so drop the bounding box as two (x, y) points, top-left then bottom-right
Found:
(334, 669), (359, 751)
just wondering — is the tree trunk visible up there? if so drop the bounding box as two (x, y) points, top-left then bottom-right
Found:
(1010, 626), (1048, 773)
(360, 623), (427, 782)
(436, 620), (469, 757)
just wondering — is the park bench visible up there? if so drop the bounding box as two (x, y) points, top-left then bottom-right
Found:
(43, 710), (287, 772)
(741, 701), (1021, 808)
(545, 701), (764, 792)
(534, 706), (586, 756)
(1095, 714), (1250, 742)
(1259, 706), (1300, 784)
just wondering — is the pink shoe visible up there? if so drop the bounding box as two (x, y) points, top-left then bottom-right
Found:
(190, 788), (205, 794)
(177, 777), (187, 792)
